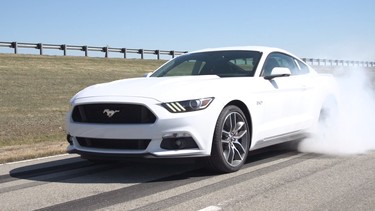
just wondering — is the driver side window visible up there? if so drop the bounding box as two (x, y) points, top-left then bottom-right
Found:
(262, 53), (298, 76)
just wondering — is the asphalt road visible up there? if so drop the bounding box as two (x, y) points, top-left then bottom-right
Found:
(1, 144), (375, 211)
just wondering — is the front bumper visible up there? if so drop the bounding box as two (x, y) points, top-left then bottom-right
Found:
(66, 96), (221, 158)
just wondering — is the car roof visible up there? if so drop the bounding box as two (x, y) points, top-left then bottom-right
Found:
(190, 46), (296, 58)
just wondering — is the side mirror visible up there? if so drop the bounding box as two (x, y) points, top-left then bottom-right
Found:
(264, 67), (291, 80)
(143, 72), (152, 77)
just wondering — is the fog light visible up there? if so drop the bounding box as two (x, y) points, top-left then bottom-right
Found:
(160, 135), (198, 150)
(174, 139), (185, 149)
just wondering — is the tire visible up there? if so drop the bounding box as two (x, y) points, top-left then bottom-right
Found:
(205, 105), (250, 173)
(318, 98), (338, 138)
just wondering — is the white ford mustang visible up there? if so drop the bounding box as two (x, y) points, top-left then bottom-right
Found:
(66, 46), (338, 172)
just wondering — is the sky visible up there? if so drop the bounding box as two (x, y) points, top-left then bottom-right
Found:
(1, 0), (374, 60)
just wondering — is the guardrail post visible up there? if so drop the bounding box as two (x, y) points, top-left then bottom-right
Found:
(11, 42), (18, 54)
(103, 46), (109, 58)
(38, 43), (43, 55)
(155, 50), (160, 60)
(121, 48), (127, 59)
(61, 44), (67, 56)
(170, 50), (175, 58)
(82, 46), (88, 57)
(309, 58), (313, 65)
(139, 49), (144, 59)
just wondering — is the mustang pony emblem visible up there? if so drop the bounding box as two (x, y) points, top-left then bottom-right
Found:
(103, 109), (120, 118)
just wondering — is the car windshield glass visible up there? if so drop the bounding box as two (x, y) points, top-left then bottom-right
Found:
(150, 51), (262, 77)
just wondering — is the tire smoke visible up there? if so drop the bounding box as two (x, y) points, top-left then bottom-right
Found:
(298, 67), (375, 155)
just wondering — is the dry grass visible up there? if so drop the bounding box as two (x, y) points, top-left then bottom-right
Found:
(0, 142), (69, 164)
(0, 53), (165, 163)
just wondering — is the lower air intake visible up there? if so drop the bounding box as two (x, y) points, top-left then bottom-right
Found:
(76, 137), (151, 150)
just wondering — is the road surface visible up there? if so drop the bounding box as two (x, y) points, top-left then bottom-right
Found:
(1, 144), (375, 211)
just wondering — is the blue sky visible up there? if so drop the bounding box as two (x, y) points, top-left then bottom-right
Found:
(1, 0), (374, 60)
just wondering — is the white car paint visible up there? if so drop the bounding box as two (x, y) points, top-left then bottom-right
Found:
(66, 46), (338, 172)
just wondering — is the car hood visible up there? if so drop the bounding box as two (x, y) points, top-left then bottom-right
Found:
(72, 75), (224, 102)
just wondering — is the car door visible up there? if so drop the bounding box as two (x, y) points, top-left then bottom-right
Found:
(292, 58), (317, 126)
(257, 53), (308, 139)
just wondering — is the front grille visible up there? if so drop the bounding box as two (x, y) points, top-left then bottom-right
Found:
(72, 104), (156, 124)
(76, 137), (151, 150)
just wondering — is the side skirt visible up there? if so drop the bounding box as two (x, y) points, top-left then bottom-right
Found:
(251, 130), (308, 151)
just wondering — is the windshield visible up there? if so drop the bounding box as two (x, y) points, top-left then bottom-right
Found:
(151, 50), (262, 77)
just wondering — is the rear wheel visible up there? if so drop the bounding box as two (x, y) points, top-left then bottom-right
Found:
(205, 105), (250, 173)
(318, 98), (338, 138)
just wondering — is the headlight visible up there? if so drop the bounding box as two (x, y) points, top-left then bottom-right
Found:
(162, 97), (214, 113)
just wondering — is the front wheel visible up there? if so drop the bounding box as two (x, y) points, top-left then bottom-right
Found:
(205, 105), (250, 173)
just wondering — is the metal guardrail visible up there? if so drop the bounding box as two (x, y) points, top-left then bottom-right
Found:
(302, 58), (375, 68)
(0, 41), (374, 67)
(0, 41), (187, 60)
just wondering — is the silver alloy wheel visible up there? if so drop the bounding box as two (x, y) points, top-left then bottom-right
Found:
(221, 111), (248, 167)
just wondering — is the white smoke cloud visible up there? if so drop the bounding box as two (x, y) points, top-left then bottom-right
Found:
(298, 67), (375, 155)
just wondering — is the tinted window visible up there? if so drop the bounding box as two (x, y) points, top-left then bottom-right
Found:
(163, 60), (206, 76)
(229, 58), (256, 72)
(151, 51), (262, 77)
(294, 59), (310, 75)
(262, 53), (298, 76)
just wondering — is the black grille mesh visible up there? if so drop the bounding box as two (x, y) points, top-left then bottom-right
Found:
(76, 137), (151, 150)
(72, 104), (156, 124)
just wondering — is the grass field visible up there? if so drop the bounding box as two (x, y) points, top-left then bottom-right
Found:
(0, 53), (374, 163)
(0, 54), (165, 163)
